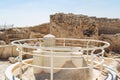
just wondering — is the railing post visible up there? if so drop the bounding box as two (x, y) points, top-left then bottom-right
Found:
(87, 41), (90, 62)
(43, 34), (55, 80)
(18, 47), (23, 80)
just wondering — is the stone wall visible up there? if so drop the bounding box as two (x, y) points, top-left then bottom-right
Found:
(0, 28), (30, 43)
(0, 45), (19, 59)
(29, 23), (50, 38)
(50, 13), (120, 53)
(50, 13), (98, 39)
(0, 13), (120, 59)
(90, 17), (120, 34)
(100, 33), (120, 53)
(50, 13), (120, 37)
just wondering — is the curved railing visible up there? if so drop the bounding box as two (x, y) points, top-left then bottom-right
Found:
(7, 38), (110, 80)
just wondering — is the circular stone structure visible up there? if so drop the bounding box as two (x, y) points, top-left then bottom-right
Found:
(5, 34), (110, 80)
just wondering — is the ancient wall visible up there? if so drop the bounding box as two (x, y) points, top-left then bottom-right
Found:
(90, 17), (120, 34)
(100, 33), (120, 53)
(90, 17), (120, 53)
(50, 13), (120, 53)
(29, 23), (50, 38)
(50, 13), (98, 39)
(0, 45), (19, 59)
(50, 13), (120, 37)
(0, 28), (30, 43)
(0, 13), (120, 59)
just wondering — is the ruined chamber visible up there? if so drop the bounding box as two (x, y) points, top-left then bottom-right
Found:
(5, 34), (110, 80)
(5, 13), (111, 80)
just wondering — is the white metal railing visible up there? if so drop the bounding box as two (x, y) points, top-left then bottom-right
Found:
(11, 38), (110, 80)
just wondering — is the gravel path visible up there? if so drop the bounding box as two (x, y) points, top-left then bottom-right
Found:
(0, 60), (11, 80)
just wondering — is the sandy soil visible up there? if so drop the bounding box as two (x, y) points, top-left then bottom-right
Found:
(0, 59), (11, 80)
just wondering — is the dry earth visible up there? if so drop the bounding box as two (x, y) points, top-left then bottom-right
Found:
(0, 60), (11, 80)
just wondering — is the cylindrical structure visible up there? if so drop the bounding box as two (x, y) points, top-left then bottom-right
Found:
(43, 34), (55, 47)
(33, 34), (56, 74)
(6, 37), (110, 80)
(33, 49), (43, 74)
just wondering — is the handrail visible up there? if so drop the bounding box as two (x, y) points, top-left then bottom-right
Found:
(11, 38), (110, 50)
(8, 38), (110, 80)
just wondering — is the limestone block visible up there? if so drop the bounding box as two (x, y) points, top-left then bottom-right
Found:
(0, 40), (6, 45)
(2, 45), (12, 58)
(0, 47), (4, 57)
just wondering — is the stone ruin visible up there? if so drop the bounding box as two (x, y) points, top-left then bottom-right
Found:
(50, 13), (98, 39)
(0, 13), (120, 59)
(50, 13), (120, 54)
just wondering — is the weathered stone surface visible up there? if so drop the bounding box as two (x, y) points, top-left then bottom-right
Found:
(0, 13), (120, 44)
(0, 28), (30, 43)
(0, 40), (6, 45)
(95, 18), (120, 34)
(9, 28), (30, 41)
(0, 45), (19, 59)
(0, 47), (4, 57)
(29, 23), (50, 34)
(0, 13), (120, 59)
(29, 23), (50, 38)
(30, 32), (44, 38)
(50, 13), (98, 39)
(8, 57), (18, 64)
(100, 33), (120, 53)
(98, 26), (120, 35)
(12, 46), (19, 57)
(2, 45), (13, 58)
(0, 31), (6, 41)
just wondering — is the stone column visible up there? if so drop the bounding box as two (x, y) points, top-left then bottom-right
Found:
(43, 34), (55, 73)
(43, 34), (55, 47)
(33, 49), (43, 74)
(33, 34), (55, 74)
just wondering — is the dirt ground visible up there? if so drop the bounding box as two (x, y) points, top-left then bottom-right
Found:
(0, 59), (11, 80)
